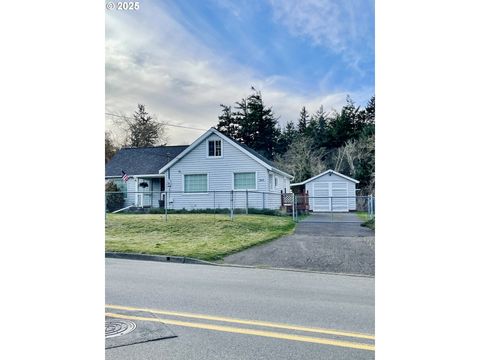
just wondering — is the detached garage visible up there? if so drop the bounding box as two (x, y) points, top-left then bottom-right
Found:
(290, 170), (359, 212)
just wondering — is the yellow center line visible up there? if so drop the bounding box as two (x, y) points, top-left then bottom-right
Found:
(105, 304), (374, 340)
(105, 312), (375, 351)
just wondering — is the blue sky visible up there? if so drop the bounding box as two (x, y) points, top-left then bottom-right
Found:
(106, 0), (374, 144)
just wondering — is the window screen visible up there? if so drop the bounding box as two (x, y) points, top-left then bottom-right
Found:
(184, 174), (208, 192)
(234, 172), (256, 190)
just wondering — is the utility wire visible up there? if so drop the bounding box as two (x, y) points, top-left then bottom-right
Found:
(105, 112), (208, 131)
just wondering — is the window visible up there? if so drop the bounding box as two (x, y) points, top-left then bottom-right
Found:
(234, 172), (256, 190)
(208, 139), (222, 157)
(274, 176), (278, 187)
(184, 174), (208, 193)
(113, 179), (128, 199)
(269, 173), (273, 190)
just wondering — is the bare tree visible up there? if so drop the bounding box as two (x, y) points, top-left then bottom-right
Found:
(105, 131), (118, 163)
(332, 136), (375, 194)
(275, 137), (326, 182)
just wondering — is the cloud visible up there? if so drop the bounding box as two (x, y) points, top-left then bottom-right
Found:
(268, 0), (374, 71)
(106, 1), (372, 145)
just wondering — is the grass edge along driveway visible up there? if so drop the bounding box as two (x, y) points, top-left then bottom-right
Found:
(105, 214), (295, 261)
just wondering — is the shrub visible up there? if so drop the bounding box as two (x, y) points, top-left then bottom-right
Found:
(141, 207), (285, 216)
(105, 181), (125, 212)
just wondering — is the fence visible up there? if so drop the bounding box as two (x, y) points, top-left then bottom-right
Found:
(105, 190), (375, 222)
(105, 190), (288, 220)
(291, 194), (375, 222)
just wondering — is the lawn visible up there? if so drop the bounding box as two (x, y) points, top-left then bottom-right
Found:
(105, 214), (296, 261)
(356, 211), (370, 221)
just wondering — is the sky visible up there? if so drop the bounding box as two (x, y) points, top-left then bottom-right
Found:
(105, 0), (374, 145)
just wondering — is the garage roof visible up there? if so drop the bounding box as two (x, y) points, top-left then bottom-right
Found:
(290, 169), (359, 186)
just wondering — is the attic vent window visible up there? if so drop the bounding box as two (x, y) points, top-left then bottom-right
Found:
(208, 140), (222, 157)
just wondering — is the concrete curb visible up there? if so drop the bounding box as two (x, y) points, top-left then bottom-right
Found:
(105, 252), (374, 278)
(105, 252), (214, 266)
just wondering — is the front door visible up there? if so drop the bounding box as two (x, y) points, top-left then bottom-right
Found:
(137, 179), (152, 207)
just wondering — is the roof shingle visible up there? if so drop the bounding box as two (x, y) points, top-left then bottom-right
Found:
(105, 145), (188, 177)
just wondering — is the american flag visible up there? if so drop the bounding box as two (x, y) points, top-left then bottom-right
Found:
(121, 170), (129, 182)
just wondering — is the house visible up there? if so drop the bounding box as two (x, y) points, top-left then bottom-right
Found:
(290, 170), (359, 212)
(105, 145), (188, 208)
(105, 128), (294, 210)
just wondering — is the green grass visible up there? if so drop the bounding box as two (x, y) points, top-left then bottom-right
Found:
(356, 211), (370, 221)
(105, 214), (296, 261)
(357, 212), (375, 230)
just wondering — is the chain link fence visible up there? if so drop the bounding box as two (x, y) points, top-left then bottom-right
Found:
(105, 190), (375, 223)
(291, 194), (375, 223)
(105, 190), (291, 220)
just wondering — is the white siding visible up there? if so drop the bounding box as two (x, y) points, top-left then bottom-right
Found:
(125, 178), (137, 206)
(165, 134), (283, 210)
(304, 172), (357, 212)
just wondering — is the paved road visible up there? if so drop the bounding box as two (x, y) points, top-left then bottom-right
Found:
(105, 258), (375, 359)
(223, 213), (375, 275)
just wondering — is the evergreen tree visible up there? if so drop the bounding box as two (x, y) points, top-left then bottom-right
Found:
(245, 89), (279, 159)
(308, 106), (328, 150)
(128, 104), (166, 147)
(216, 104), (239, 140)
(276, 121), (297, 155)
(325, 96), (358, 148)
(297, 106), (309, 134)
(216, 87), (280, 159)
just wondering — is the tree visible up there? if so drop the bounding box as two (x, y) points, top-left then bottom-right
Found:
(105, 181), (125, 212)
(331, 135), (375, 194)
(307, 106), (329, 150)
(216, 87), (280, 159)
(216, 104), (239, 139)
(325, 96), (359, 149)
(127, 104), (167, 147)
(275, 137), (326, 182)
(105, 131), (118, 163)
(276, 121), (297, 155)
(297, 106), (309, 134)
(359, 95), (375, 137)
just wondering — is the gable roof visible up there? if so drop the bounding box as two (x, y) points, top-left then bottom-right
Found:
(158, 128), (294, 179)
(105, 145), (189, 177)
(290, 169), (359, 186)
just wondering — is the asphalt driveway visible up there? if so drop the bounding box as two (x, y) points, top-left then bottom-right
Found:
(223, 213), (375, 276)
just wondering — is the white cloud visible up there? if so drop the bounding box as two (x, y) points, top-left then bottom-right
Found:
(268, 0), (373, 71)
(106, 1), (371, 145)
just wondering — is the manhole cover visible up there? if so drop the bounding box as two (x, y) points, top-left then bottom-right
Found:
(105, 319), (137, 338)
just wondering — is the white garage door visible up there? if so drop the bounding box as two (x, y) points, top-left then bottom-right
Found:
(313, 182), (349, 212)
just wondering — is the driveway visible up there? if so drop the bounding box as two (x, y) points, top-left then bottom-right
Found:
(223, 213), (375, 276)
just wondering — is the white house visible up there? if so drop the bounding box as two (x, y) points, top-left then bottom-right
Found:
(105, 128), (294, 210)
(290, 170), (359, 212)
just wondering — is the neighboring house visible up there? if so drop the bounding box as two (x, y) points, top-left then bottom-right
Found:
(290, 170), (359, 212)
(105, 128), (294, 210)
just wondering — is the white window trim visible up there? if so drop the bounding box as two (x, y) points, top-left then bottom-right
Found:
(182, 173), (209, 194)
(206, 138), (223, 158)
(232, 171), (257, 191)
